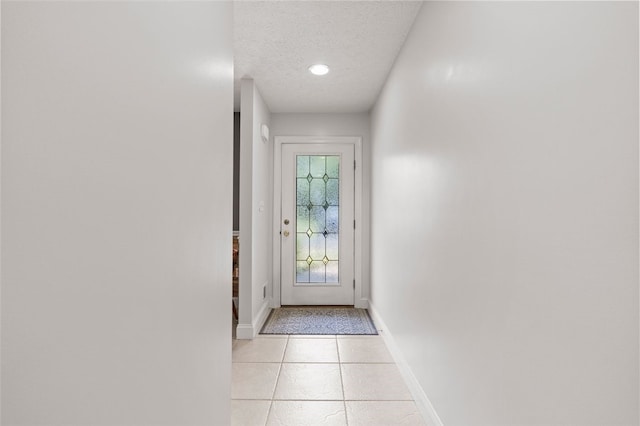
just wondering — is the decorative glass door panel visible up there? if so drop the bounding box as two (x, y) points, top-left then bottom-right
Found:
(281, 144), (355, 305)
(296, 155), (339, 284)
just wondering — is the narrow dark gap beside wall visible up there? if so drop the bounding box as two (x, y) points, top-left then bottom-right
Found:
(233, 112), (240, 231)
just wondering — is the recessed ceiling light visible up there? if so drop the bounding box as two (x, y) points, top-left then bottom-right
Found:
(308, 64), (330, 76)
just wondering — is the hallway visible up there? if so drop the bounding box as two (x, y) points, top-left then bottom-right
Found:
(2, 2), (637, 425)
(231, 334), (426, 425)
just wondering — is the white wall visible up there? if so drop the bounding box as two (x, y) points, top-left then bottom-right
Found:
(238, 79), (272, 338)
(1, 2), (233, 424)
(370, 2), (638, 425)
(270, 113), (372, 304)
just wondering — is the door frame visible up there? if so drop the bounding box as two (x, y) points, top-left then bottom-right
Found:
(272, 136), (365, 308)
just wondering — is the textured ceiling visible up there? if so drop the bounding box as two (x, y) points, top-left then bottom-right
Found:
(234, 1), (422, 113)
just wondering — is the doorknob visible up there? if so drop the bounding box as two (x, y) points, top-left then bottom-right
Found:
(283, 230), (290, 237)
(284, 219), (290, 225)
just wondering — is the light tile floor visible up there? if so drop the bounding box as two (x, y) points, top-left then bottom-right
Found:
(232, 334), (427, 426)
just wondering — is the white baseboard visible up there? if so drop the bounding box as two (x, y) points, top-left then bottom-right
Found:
(235, 323), (254, 340)
(236, 299), (272, 340)
(368, 303), (444, 426)
(355, 298), (369, 309)
(253, 299), (271, 336)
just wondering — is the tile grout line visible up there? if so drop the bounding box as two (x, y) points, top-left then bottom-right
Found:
(232, 397), (415, 401)
(336, 335), (350, 426)
(264, 335), (290, 425)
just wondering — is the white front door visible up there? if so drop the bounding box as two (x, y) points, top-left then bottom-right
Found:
(280, 143), (355, 305)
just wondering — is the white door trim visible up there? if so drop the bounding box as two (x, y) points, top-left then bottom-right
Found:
(272, 136), (365, 308)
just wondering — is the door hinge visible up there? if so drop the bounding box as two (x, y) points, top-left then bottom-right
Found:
(354, 160), (356, 170)
(353, 279), (355, 289)
(353, 220), (356, 229)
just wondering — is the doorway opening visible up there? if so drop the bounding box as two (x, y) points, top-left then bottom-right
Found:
(273, 136), (365, 309)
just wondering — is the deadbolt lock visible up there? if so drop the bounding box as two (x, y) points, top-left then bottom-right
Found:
(284, 219), (290, 225)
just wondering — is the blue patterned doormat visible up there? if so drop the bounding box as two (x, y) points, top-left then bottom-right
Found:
(260, 306), (378, 335)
